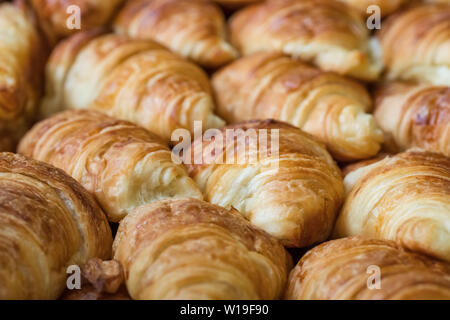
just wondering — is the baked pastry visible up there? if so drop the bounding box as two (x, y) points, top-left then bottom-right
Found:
(24, 0), (125, 46)
(229, 0), (382, 81)
(0, 152), (112, 299)
(114, 0), (238, 68)
(212, 52), (384, 161)
(0, 3), (44, 152)
(374, 82), (449, 157)
(183, 120), (345, 247)
(286, 237), (450, 300)
(39, 31), (225, 141)
(61, 258), (130, 300)
(212, 0), (263, 9)
(424, 0), (450, 4)
(18, 109), (203, 222)
(341, 153), (390, 176)
(113, 198), (291, 300)
(377, 3), (450, 85)
(338, 0), (407, 17)
(334, 150), (450, 262)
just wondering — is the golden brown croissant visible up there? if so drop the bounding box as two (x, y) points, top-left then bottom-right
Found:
(40, 31), (225, 141)
(24, 0), (125, 45)
(374, 82), (449, 157)
(212, 0), (263, 9)
(334, 150), (450, 262)
(114, 0), (238, 68)
(113, 198), (292, 300)
(183, 120), (345, 247)
(0, 152), (112, 299)
(0, 3), (44, 152)
(229, 0), (382, 81)
(18, 109), (203, 222)
(424, 0), (450, 4)
(212, 52), (384, 161)
(377, 3), (450, 85)
(286, 237), (450, 300)
(338, 0), (407, 16)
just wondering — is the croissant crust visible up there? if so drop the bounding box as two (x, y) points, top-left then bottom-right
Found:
(334, 150), (450, 263)
(18, 109), (203, 222)
(26, 0), (125, 45)
(230, 0), (382, 81)
(40, 31), (224, 141)
(113, 198), (291, 300)
(212, 0), (263, 9)
(212, 52), (383, 161)
(184, 119), (345, 247)
(377, 3), (450, 85)
(374, 82), (450, 157)
(286, 237), (450, 300)
(338, 0), (407, 17)
(114, 0), (238, 68)
(0, 152), (112, 299)
(0, 3), (44, 152)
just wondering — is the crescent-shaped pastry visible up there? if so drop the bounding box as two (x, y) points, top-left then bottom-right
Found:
(286, 237), (450, 300)
(334, 150), (450, 262)
(374, 82), (449, 157)
(18, 109), (203, 222)
(212, 52), (384, 161)
(338, 0), (407, 17)
(39, 31), (225, 141)
(377, 3), (450, 85)
(114, 0), (238, 68)
(0, 3), (44, 152)
(183, 120), (345, 247)
(229, 0), (382, 81)
(113, 198), (292, 300)
(24, 0), (125, 45)
(0, 152), (112, 299)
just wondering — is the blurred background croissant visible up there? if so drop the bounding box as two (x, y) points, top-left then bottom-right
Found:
(0, 0), (449, 301)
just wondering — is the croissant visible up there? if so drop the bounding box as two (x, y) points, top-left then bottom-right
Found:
(425, 0), (450, 3)
(334, 150), (450, 262)
(212, 52), (384, 161)
(24, 0), (125, 45)
(286, 237), (450, 300)
(337, 0), (407, 16)
(113, 198), (292, 300)
(18, 109), (203, 222)
(374, 82), (449, 157)
(182, 120), (345, 247)
(0, 152), (112, 299)
(212, 0), (263, 9)
(39, 31), (225, 141)
(61, 258), (131, 300)
(0, 3), (44, 152)
(229, 0), (382, 81)
(114, 0), (238, 68)
(377, 3), (450, 85)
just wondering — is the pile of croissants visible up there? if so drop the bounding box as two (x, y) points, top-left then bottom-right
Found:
(0, 0), (449, 300)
